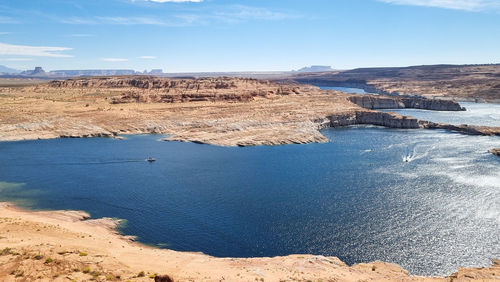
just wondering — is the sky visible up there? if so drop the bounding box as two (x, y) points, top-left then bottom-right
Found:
(0, 0), (499, 72)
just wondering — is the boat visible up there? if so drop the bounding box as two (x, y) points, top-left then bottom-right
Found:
(146, 157), (156, 162)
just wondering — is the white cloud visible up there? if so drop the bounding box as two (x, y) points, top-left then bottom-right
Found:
(138, 56), (157, 59)
(0, 32), (11, 35)
(0, 42), (72, 57)
(101, 58), (128, 62)
(377, 0), (500, 11)
(214, 5), (298, 22)
(144, 0), (202, 2)
(61, 16), (171, 26)
(0, 58), (33, 61)
(57, 5), (298, 26)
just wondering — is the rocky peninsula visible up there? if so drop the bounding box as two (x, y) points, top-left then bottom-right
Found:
(489, 148), (500, 156)
(0, 76), (498, 146)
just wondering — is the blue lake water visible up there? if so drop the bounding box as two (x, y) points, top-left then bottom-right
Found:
(319, 86), (370, 94)
(0, 103), (499, 276)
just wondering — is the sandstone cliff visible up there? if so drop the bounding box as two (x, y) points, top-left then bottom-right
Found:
(326, 111), (420, 129)
(420, 122), (500, 136)
(347, 95), (465, 111)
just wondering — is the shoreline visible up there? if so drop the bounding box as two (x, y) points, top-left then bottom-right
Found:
(0, 112), (498, 146)
(1, 202), (498, 281)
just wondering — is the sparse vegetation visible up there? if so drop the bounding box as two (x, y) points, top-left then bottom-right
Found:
(0, 247), (12, 255)
(91, 270), (101, 278)
(45, 257), (53, 264)
(137, 271), (145, 277)
(79, 252), (88, 256)
(33, 253), (43, 260)
(372, 265), (377, 271)
(83, 267), (91, 273)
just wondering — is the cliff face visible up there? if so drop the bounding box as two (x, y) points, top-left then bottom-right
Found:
(327, 111), (419, 129)
(347, 95), (465, 111)
(48, 76), (303, 104)
(420, 122), (500, 136)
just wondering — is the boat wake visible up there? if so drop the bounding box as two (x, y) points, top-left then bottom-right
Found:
(402, 145), (434, 163)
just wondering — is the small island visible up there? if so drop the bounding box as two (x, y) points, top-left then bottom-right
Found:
(489, 148), (500, 156)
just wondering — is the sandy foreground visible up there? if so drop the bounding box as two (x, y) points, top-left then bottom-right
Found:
(0, 202), (498, 282)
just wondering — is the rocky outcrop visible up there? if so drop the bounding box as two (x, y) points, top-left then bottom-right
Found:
(347, 95), (465, 111)
(327, 111), (419, 129)
(489, 148), (500, 156)
(400, 97), (465, 111)
(324, 110), (499, 137)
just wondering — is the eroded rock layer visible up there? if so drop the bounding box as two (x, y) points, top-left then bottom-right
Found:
(49, 76), (303, 104)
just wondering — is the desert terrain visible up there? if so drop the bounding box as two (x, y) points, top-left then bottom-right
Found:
(289, 64), (500, 102)
(0, 76), (498, 146)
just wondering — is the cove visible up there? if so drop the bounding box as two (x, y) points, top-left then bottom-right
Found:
(0, 123), (499, 276)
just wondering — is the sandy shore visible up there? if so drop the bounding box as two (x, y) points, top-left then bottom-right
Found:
(0, 202), (498, 281)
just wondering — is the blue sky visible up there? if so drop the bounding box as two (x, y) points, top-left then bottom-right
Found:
(0, 0), (499, 72)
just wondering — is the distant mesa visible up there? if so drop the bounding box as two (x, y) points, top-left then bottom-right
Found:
(142, 69), (164, 75)
(297, 65), (334, 72)
(20, 66), (46, 76)
(0, 66), (167, 78)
